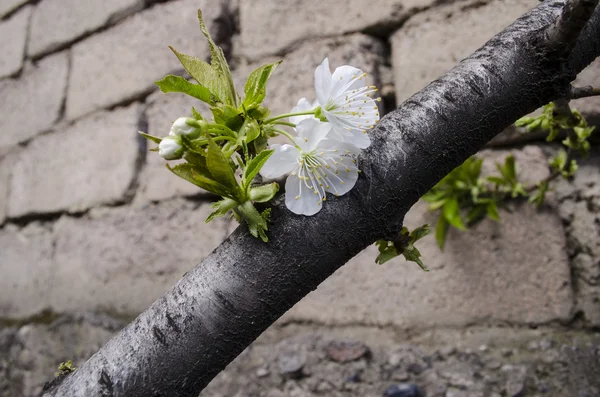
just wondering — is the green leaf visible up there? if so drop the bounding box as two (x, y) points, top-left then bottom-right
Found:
(243, 149), (274, 187)
(205, 135), (239, 193)
(167, 163), (232, 197)
(442, 197), (466, 231)
(237, 201), (269, 242)
(240, 118), (261, 144)
(466, 204), (487, 225)
(528, 181), (549, 207)
(504, 155), (517, 181)
(375, 240), (398, 265)
(249, 183), (279, 203)
(486, 202), (500, 222)
(211, 104), (243, 129)
(197, 9), (236, 106)
(435, 216), (450, 250)
(496, 155), (516, 183)
(183, 151), (207, 168)
(206, 197), (238, 223)
(191, 106), (204, 120)
(402, 243), (429, 272)
(515, 116), (534, 127)
(486, 176), (508, 186)
(170, 47), (233, 107)
(243, 61), (281, 109)
(427, 199), (448, 211)
(409, 224), (430, 242)
(180, 135), (207, 154)
(138, 131), (162, 145)
(155, 75), (216, 105)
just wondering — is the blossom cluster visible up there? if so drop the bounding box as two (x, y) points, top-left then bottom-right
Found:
(140, 10), (382, 241)
(259, 58), (381, 215)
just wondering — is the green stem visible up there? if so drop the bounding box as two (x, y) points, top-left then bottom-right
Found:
(272, 128), (301, 149)
(273, 121), (296, 128)
(264, 110), (316, 124)
(208, 124), (237, 137)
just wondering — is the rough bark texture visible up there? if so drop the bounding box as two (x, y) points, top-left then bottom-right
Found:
(42, 1), (600, 396)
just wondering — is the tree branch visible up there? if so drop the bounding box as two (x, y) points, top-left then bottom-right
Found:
(42, 1), (600, 396)
(570, 85), (600, 99)
(545, 0), (599, 54)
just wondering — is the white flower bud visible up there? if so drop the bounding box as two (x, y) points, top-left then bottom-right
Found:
(158, 136), (183, 160)
(170, 117), (200, 138)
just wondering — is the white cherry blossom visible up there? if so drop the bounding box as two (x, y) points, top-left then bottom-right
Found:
(260, 118), (360, 216)
(289, 97), (320, 125)
(314, 58), (380, 149)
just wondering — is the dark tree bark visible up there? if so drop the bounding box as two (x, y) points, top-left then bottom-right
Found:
(42, 1), (600, 396)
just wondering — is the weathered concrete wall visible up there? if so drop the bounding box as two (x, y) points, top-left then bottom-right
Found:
(0, 0), (599, 396)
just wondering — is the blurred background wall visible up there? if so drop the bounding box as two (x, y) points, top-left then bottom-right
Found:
(0, 0), (599, 396)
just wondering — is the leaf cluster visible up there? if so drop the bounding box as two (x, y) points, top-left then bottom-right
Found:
(375, 225), (431, 271)
(139, 10), (283, 241)
(422, 156), (520, 248)
(423, 102), (595, 250)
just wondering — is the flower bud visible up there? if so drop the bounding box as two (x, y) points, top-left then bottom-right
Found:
(158, 136), (184, 160)
(169, 117), (203, 139)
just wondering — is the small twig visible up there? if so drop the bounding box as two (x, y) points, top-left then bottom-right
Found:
(524, 99), (578, 193)
(569, 85), (600, 99)
(545, 0), (599, 54)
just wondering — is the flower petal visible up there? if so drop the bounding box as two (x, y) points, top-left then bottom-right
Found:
(330, 65), (364, 99)
(316, 139), (361, 155)
(327, 121), (371, 149)
(290, 98), (319, 125)
(260, 144), (299, 179)
(322, 156), (359, 196)
(294, 119), (332, 152)
(285, 173), (322, 216)
(314, 58), (332, 105)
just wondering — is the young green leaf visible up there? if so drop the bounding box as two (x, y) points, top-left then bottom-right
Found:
(243, 61), (282, 110)
(191, 106), (204, 120)
(435, 215), (450, 249)
(486, 202), (501, 222)
(402, 243), (429, 272)
(442, 197), (466, 231)
(197, 9), (236, 106)
(155, 75), (216, 105)
(375, 240), (398, 265)
(528, 181), (549, 207)
(138, 131), (162, 145)
(206, 197), (238, 223)
(167, 163), (232, 198)
(240, 118), (261, 144)
(409, 224), (430, 242)
(249, 183), (279, 203)
(205, 135), (239, 193)
(237, 200), (269, 242)
(243, 149), (274, 187)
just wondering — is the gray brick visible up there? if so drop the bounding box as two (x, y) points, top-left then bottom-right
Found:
(0, 5), (31, 78)
(66, 0), (230, 121)
(0, 51), (68, 150)
(0, 154), (12, 225)
(49, 199), (230, 315)
(28, 0), (144, 58)
(0, 0), (28, 18)
(238, 0), (434, 61)
(391, 0), (538, 105)
(283, 147), (573, 327)
(0, 223), (54, 318)
(7, 103), (142, 218)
